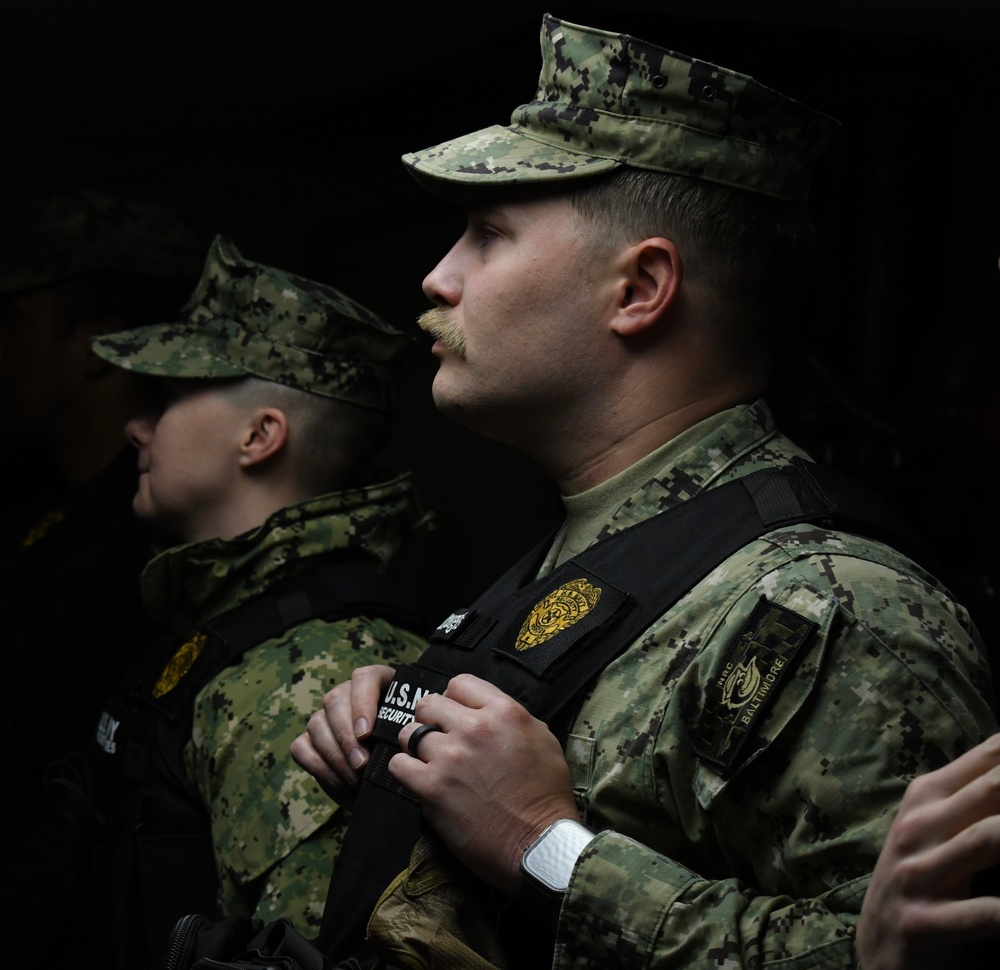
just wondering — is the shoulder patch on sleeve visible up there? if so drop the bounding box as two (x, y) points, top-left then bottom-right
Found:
(694, 597), (816, 777)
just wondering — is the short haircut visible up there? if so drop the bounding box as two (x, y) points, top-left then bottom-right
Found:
(569, 168), (820, 333)
(222, 377), (391, 495)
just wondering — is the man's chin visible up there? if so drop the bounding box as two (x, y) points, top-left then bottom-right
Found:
(431, 383), (501, 442)
(430, 378), (467, 420)
(132, 496), (163, 531)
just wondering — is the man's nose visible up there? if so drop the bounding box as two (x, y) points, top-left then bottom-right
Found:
(422, 240), (464, 307)
(125, 413), (155, 448)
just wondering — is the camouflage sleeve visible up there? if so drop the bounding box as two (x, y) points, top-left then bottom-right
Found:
(555, 534), (996, 969)
(185, 614), (427, 933)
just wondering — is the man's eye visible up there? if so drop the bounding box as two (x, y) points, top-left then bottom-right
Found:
(478, 225), (499, 248)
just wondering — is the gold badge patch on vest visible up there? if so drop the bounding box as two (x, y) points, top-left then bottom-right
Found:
(492, 568), (629, 677)
(429, 566), (630, 677)
(515, 578), (602, 651)
(694, 597), (816, 777)
(21, 506), (68, 548)
(152, 632), (207, 698)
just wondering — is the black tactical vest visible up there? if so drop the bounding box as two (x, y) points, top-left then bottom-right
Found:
(318, 458), (936, 968)
(92, 560), (430, 970)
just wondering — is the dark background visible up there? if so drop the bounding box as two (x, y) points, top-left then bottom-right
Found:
(6, 1), (1000, 641)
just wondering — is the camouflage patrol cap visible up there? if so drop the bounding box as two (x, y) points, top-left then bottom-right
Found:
(0, 184), (209, 295)
(91, 236), (409, 413)
(402, 14), (840, 206)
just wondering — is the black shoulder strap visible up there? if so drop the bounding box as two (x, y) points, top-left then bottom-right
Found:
(122, 559), (430, 786)
(125, 561), (432, 743)
(317, 459), (935, 964)
(110, 560), (431, 965)
(128, 559), (432, 793)
(207, 560), (432, 658)
(409, 457), (939, 724)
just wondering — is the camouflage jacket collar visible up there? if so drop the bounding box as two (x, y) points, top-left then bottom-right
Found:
(542, 399), (812, 572)
(600, 397), (788, 529)
(141, 472), (425, 634)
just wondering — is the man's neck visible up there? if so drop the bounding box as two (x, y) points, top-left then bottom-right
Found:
(179, 484), (315, 546)
(550, 390), (757, 496)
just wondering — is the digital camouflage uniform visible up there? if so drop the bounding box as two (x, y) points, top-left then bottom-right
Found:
(141, 474), (428, 928)
(366, 401), (995, 970)
(383, 15), (999, 970)
(545, 400), (994, 968)
(89, 236), (430, 967)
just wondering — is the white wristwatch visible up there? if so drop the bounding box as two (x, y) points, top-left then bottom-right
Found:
(520, 818), (596, 900)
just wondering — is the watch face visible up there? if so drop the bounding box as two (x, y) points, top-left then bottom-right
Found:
(522, 819), (595, 895)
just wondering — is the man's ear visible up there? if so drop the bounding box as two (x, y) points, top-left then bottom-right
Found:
(610, 237), (682, 337)
(239, 408), (290, 468)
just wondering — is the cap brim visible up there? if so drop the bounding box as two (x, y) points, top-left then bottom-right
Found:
(91, 322), (247, 379)
(0, 265), (85, 296)
(402, 123), (620, 202)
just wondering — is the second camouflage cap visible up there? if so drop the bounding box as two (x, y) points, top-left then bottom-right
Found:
(403, 14), (840, 206)
(0, 184), (209, 295)
(91, 236), (409, 412)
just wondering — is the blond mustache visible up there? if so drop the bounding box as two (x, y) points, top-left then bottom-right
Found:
(417, 306), (466, 358)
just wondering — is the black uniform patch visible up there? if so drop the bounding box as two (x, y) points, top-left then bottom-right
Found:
(372, 664), (450, 743)
(695, 597), (816, 776)
(366, 664), (451, 802)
